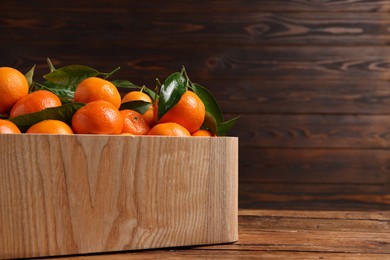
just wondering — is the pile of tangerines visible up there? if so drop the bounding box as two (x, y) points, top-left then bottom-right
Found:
(0, 62), (237, 136)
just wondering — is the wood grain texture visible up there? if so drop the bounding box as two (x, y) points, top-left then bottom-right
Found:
(58, 251), (390, 260)
(2, 46), (390, 83)
(234, 114), (390, 148)
(2, 11), (390, 46)
(1, 0), (390, 12)
(239, 148), (390, 184)
(209, 79), (390, 114)
(0, 135), (238, 259)
(48, 209), (390, 259)
(239, 183), (390, 210)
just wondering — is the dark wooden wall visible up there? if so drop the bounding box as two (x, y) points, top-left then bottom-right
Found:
(2, 1), (390, 210)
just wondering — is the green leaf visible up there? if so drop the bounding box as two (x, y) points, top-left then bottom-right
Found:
(25, 65), (36, 88)
(32, 82), (75, 104)
(111, 79), (141, 89)
(112, 80), (158, 101)
(141, 86), (158, 101)
(43, 65), (99, 86)
(0, 114), (7, 119)
(191, 83), (223, 124)
(217, 116), (240, 136)
(203, 111), (218, 135)
(45, 88), (75, 104)
(158, 72), (187, 121)
(119, 100), (152, 115)
(9, 103), (84, 132)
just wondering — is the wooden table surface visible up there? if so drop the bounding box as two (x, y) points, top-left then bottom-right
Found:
(47, 209), (390, 260)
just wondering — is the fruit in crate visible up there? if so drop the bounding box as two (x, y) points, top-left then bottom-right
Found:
(0, 59), (239, 135)
(0, 119), (21, 134)
(10, 90), (62, 118)
(156, 90), (205, 134)
(26, 119), (74, 134)
(121, 91), (154, 124)
(0, 67), (29, 114)
(72, 100), (123, 134)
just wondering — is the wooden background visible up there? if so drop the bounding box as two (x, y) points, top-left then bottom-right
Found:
(1, 0), (390, 210)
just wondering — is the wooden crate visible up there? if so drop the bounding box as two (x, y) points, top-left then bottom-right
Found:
(0, 135), (238, 259)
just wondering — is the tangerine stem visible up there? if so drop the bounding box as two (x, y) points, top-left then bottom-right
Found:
(103, 67), (121, 79)
(181, 66), (191, 89)
(46, 58), (56, 72)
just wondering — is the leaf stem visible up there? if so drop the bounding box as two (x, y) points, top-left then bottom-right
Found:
(155, 78), (162, 88)
(153, 78), (162, 102)
(46, 58), (56, 72)
(34, 82), (49, 90)
(103, 66), (121, 79)
(181, 65), (192, 88)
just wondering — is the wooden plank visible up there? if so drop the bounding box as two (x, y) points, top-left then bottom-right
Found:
(239, 187), (390, 209)
(239, 148), (390, 183)
(57, 250), (389, 260)
(239, 182), (387, 195)
(239, 192), (390, 211)
(0, 135), (238, 259)
(1, 0), (389, 12)
(195, 210), (390, 254)
(234, 114), (390, 148)
(238, 210), (390, 233)
(238, 209), (390, 220)
(1, 12), (390, 45)
(198, 230), (390, 254)
(238, 182), (389, 210)
(2, 45), (390, 82)
(237, 145), (390, 210)
(200, 79), (390, 115)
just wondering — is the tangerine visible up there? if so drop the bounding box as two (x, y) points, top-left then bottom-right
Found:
(10, 90), (62, 118)
(26, 120), (73, 134)
(191, 129), (215, 137)
(122, 91), (152, 103)
(72, 100), (123, 134)
(120, 109), (150, 135)
(0, 119), (21, 134)
(156, 91), (205, 133)
(74, 77), (121, 108)
(122, 91), (154, 124)
(0, 67), (29, 114)
(148, 122), (190, 136)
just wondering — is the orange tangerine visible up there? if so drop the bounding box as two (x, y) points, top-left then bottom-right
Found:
(120, 109), (150, 135)
(148, 122), (190, 137)
(74, 77), (121, 108)
(10, 90), (62, 118)
(0, 67), (29, 114)
(26, 120), (73, 134)
(122, 91), (154, 124)
(191, 129), (215, 137)
(0, 119), (21, 134)
(72, 100), (123, 134)
(156, 91), (205, 133)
